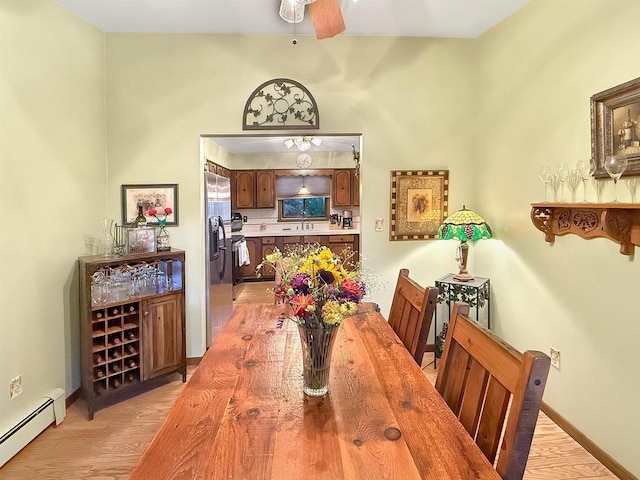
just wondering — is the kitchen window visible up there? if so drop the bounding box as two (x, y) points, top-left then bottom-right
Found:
(278, 197), (329, 221)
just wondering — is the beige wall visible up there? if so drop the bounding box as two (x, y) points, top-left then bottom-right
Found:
(0, 0), (105, 432)
(475, 0), (640, 475)
(3, 0), (638, 475)
(104, 33), (476, 357)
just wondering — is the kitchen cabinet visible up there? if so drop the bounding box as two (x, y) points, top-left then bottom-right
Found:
(233, 170), (255, 209)
(328, 234), (359, 265)
(78, 250), (186, 420)
(260, 237), (277, 279)
(237, 234), (360, 283)
(256, 170), (275, 208)
(142, 293), (184, 381)
(206, 160), (231, 179)
(232, 170), (275, 209)
(352, 169), (360, 206)
(241, 237), (261, 279)
(332, 169), (359, 207)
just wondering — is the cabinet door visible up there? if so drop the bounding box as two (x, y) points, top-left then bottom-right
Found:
(256, 170), (275, 208)
(333, 170), (352, 207)
(261, 238), (277, 279)
(141, 293), (184, 381)
(234, 171), (256, 209)
(328, 234), (359, 265)
(351, 169), (360, 206)
(241, 237), (261, 279)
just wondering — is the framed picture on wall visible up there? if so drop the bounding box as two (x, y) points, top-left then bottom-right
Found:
(592, 76), (640, 178)
(121, 184), (179, 226)
(389, 170), (449, 241)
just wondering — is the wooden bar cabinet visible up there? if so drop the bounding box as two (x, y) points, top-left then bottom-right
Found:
(78, 250), (186, 420)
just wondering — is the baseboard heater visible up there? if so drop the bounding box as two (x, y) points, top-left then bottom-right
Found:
(0, 388), (66, 468)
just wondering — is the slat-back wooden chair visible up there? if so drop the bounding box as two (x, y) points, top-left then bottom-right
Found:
(435, 302), (550, 480)
(387, 268), (438, 365)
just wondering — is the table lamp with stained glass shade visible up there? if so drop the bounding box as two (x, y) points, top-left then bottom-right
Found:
(437, 206), (492, 282)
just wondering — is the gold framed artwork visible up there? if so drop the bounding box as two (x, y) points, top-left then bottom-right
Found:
(591, 76), (640, 178)
(390, 170), (449, 241)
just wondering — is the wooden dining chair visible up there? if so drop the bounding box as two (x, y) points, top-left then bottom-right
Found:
(435, 302), (550, 480)
(387, 268), (438, 365)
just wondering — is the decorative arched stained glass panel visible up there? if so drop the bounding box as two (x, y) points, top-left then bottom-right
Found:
(243, 78), (319, 130)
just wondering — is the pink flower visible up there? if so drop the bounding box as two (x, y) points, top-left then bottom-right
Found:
(164, 207), (173, 215)
(148, 208), (158, 216)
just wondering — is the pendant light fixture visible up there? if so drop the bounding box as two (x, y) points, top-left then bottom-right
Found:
(284, 136), (322, 151)
(298, 176), (311, 196)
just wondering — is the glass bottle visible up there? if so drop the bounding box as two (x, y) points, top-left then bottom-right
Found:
(135, 204), (147, 227)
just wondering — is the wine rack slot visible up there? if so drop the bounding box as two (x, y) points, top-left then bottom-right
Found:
(91, 323), (106, 337)
(80, 250), (186, 419)
(92, 337), (106, 352)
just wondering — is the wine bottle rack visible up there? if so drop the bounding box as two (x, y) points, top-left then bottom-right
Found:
(90, 302), (140, 395)
(79, 250), (186, 420)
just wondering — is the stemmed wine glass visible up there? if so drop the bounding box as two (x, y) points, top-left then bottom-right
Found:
(604, 155), (628, 202)
(567, 169), (581, 203)
(538, 166), (553, 202)
(556, 163), (569, 202)
(626, 177), (639, 203)
(576, 158), (595, 202)
(591, 177), (606, 203)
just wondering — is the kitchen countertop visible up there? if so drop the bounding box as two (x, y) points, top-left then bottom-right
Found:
(241, 226), (360, 237)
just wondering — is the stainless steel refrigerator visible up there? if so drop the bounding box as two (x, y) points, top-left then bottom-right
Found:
(205, 171), (233, 347)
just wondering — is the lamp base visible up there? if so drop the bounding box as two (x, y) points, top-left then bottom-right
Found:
(453, 273), (475, 282)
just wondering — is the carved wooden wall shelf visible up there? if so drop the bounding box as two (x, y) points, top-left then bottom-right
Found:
(530, 203), (640, 255)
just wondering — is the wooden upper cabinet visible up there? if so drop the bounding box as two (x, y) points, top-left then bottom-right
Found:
(256, 170), (275, 208)
(232, 170), (275, 209)
(206, 160), (231, 179)
(233, 170), (256, 209)
(333, 170), (352, 207)
(352, 169), (360, 206)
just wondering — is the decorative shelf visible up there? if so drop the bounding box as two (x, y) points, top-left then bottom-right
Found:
(530, 203), (640, 255)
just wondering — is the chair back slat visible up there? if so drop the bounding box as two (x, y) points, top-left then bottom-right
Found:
(458, 358), (489, 437)
(439, 341), (469, 412)
(476, 377), (510, 462)
(388, 269), (438, 365)
(435, 302), (550, 480)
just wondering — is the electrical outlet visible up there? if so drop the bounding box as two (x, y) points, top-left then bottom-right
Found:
(9, 375), (22, 399)
(375, 218), (384, 232)
(550, 347), (561, 369)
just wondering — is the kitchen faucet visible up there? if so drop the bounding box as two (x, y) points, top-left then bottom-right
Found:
(301, 211), (306, 231)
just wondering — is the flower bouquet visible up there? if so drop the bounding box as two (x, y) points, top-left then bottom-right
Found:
(258, 244), (366, 328)
(147, 207), (173, 226)
(258, 244), (367, 396)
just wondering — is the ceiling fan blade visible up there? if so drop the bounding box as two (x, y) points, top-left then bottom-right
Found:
(308, 0), (345, 39)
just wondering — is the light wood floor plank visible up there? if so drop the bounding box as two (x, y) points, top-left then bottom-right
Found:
(0, 281), (619, 479)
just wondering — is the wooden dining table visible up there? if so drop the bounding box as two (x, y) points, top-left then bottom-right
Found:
(130, 304), (501, 480)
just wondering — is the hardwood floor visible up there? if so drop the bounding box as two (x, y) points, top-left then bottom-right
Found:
(0, 281), (618, 479)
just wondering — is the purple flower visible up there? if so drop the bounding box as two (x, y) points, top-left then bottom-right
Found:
(290, 273), (311, 294)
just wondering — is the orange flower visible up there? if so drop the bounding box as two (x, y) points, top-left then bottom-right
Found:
(290, 293), (316, 318)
